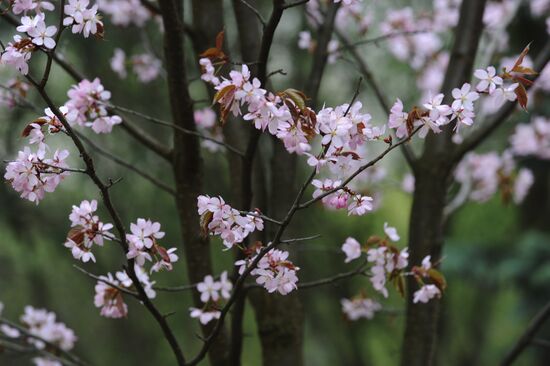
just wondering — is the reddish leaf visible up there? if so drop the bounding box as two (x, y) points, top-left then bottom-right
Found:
(213, 84), (235, 104)
(511, 42), (532, 72)
(215, 30), (225, 50)
(200, 211), (213, 238)
(514, 83), (528, 111)
(427, 268), (447, 291)
(21, 118), (47, 137)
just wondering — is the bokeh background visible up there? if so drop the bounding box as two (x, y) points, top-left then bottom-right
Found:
(1, 0), (550, 365)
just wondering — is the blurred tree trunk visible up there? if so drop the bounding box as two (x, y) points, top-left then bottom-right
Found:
(400, 1), (487, 365)
(158, 0), (230, 364)
(231, 1), (305, 365)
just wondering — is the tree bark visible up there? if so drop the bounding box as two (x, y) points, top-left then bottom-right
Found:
(400, 1), (487, 365)
(157, 0), (230, 364)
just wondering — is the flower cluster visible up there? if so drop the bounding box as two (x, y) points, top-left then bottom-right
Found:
(63, 0), (104, 38)
(12, 0), (54, 14)
(110, 48), (162, 83)
(510, 116), (550, 160)
(389, 59), (528, 142)
(64, 200), (114, 263)
(339, 223), (442, 320)
(1, 304), (77, 366)
(17, 13), (57, 49)
(97, 0), (151, 27)
(410, 256), (444, 304)
(94, 265), (156, 318)
(194, 107), (225, 153)
(455, 151), (534, 204)
(341, 296), (381, 321)
(197, 195), (264, 249)
(236, 246), (300, 295)
(189, 272), (233, 325)
(0, 78), (29, 108)
(297, 31), (341, 64)
(64, 78), (122, 134)
(4, 146), (70, 204)
(126, 218), (179, 273)
(0, 35), (36, 75)
(201, 60), (316, 155)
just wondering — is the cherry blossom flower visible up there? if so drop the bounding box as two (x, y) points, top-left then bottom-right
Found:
(131, 53), (162, 83)
(4, 145), (70, 204)
(64, 199), (113, 262)
(110, 48), (127, 78)
(388, 98), (408, 138)
(402, 173), (415, 193)
(0, 35), (35, 75)
(28, 20), (57, 49)
(219, 271), (233, 299)
(383, 222), (400, 242)
(64, 78), (121, 134)
(451, 83), (479, 111)
(189, 308), (221, 325)
(474, 66), (503, 94)
(197, 275), (222, 303)
(12, 0), (38, 14)
(97, 0), (151, 27)
(341, 297), (381, 320)
(197, 195), (264, 248)
(342, 237), (362, 263)
(513, 168), (534, 204)
(94, 273), (128, 318)
(126, 218), (164, 250)
(413, 284), (441, 303)
(20, 306), (77, 351)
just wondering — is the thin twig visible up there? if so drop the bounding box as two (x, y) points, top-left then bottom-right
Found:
(74, 131), (177, 196)
(501, 300), (550, 366)
(239, 0), (266, 27)
(111, 104), (245, 157)
(73, 265), (139, 297)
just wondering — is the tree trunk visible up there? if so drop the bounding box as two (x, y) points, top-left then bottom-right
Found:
(400, 0), (487, 365)
(158, 0), (230, 364)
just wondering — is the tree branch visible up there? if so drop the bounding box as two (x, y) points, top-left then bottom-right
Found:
(501, 300), (550, 366)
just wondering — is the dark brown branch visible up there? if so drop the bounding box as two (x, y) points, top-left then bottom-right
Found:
(73, 265), (139, 297)
(282, 0), (309, 9)
(39, 0), (66, 89)
(501, 300), (550, 366)
(27, 82), (186, 365)
(238, 0), (266, 27)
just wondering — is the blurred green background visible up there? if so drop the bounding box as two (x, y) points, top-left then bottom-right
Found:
(2, 0), (550, 365)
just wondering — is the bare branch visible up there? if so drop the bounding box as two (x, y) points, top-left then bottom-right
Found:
(239, 0), (266, 27)
(26, 79), (186, 365)
(282, 0), (309, 9)
(75, 131), (177, 196)
(501, 300), (550, 366)
(111, 104), (245, 157)
(73, 265), (139, 297)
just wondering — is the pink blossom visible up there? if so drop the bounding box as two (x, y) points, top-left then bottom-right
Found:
(413, 284), (441, 303)
(341, 297), (381, 320)
(341, 237), (362, 263)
